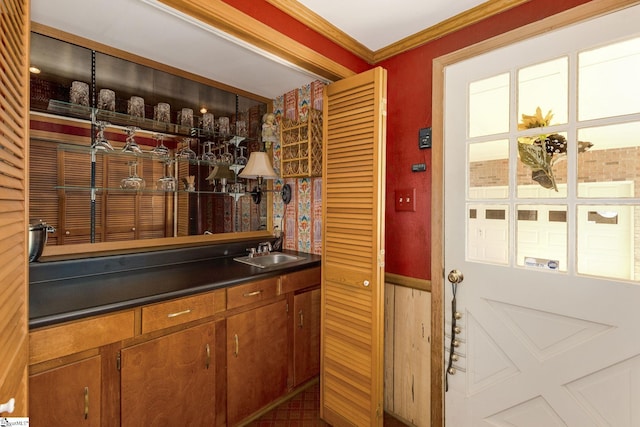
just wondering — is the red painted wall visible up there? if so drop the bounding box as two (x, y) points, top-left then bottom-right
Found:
(223, 0), (593, 280)
(378, 0), (591, 280)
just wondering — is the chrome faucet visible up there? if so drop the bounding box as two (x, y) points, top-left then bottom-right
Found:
(257, 241), (272, 255)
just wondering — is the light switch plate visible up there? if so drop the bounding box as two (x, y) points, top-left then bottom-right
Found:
(395, 188), (416, 212)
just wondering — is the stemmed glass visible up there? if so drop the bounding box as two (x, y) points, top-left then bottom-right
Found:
(235, 146), (247, 166)
(157, 159), (177, 191)
(122, 126), (143, 154)
(150, 133), (169, 157)
(176, 137), (197, 160)
(120, 160), (145, 190)
(93, 121), (114, 151)
(220, 142), (234, 165)
(201, 141), (216, 165)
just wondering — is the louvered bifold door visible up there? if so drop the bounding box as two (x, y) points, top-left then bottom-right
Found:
(320, 67), (387, 426)
(0, 0), (30, 416)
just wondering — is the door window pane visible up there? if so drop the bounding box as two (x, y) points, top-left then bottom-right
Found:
(517, 204), (567, 272)
(577, 122), (640, 198)
(577, 205), (638, 281)
(468, 139), (509, 199)
(516, 133), (568, 198)
(469, 74), (509, 137)
(579, 37), (640, 120)
(518, 58), (568, 128)
(467, 204), (509, 265)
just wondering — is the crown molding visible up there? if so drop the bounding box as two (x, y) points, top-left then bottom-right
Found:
(266, 0), (531, 64)
(159, 0), (356, 82)
(373, 0), (530, 62)
(265, 0), (375, 63)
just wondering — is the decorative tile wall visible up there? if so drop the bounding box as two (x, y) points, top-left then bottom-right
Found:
(272, 80), (325, 255)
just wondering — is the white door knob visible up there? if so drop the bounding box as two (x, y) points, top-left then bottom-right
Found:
(363, 280), (370, 287)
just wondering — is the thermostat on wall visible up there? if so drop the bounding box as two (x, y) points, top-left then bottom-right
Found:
(419, 127), (432, 149)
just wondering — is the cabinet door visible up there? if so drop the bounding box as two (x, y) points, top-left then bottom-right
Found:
(293, 288), (321, 386)
(121, 322), (215, 427)
(227, 299), (288, 425)
(29, 356), (101, 426)
(321, 66), (387, 426)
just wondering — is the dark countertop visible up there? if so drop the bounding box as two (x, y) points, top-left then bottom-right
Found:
(29, 241), (321, 329)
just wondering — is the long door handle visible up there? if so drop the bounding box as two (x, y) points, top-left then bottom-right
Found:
(205, 343), (211, 369)
(84, 387), (89, 419)
(234, 333), (239, 358)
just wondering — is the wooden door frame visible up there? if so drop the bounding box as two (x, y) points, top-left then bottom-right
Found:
(429, 0), (640, 425)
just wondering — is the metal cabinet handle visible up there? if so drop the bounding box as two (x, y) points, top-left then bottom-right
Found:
(243, 290), (263, 297)
(298, 310), (304, 328)
(205, 344), (211, 369)
(234, 333), (239, 358)
(167, 309), (192, 318)
(84, 387), (89, 419)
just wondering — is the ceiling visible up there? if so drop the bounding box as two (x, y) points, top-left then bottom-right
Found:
(295, 0), (486, 51)
(30, 0), (486, 99)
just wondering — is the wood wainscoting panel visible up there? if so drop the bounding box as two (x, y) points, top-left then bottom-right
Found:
(384, 283), (431, 426)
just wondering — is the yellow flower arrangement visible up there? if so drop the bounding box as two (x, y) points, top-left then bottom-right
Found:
(518, 106), (554, 131)
(517, 106), (593, 192)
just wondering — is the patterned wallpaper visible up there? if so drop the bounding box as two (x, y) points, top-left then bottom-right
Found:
(271, 81), (325, 255)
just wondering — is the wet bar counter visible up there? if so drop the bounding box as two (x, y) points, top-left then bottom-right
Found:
(29, 239), (321, 328)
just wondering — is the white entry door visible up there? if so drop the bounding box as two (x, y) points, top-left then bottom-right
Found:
(443, 4), (640, 426)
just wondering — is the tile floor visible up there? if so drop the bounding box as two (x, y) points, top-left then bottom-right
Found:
(245, 382), (411, 427)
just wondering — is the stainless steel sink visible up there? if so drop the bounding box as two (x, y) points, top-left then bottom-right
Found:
(233, 252), (303, 268)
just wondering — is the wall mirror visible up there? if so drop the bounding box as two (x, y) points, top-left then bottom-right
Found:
(29, 31), (274, 258)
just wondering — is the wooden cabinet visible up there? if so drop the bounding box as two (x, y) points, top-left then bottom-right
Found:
(282, 267), (322, 388)
(29, 356), (101, 426)
(140, 290), (219, 334)
(227, 298), (288, 425)
(120, 322), (217, 427)
(292, 288), (321, 387)
(27, 266), (320, 426)
(29, 310), (135, 426)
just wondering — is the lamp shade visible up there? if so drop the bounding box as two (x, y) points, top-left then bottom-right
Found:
(238, 151), (278, 180)
(205, 164), (235, 181)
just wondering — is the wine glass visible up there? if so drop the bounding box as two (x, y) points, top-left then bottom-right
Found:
(220, 142), (234, 165)
(93, 121), (114, 151)
(150, 133), (169, 157)
(157, 159), (177, 191)
(176, 137), (197, 160)
(201, 140), (216, 164)
(235, 146), (248, 166)
(120, 160), (145, 190)
(122, 126), (143, 154)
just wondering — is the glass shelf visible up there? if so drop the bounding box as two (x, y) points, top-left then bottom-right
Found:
(43, 100), (253, 141)
(54, 185), (246, 196)
(56, 142), (249, 169)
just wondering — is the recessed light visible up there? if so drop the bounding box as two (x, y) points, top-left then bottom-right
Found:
(29, 66), (41, 74)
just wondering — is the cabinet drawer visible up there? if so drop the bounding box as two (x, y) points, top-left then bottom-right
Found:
(141, 291), (218, 334)
(280, 267), (321, 294)
(227, 277), (279, 310)
(30, 310), (135, 365)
